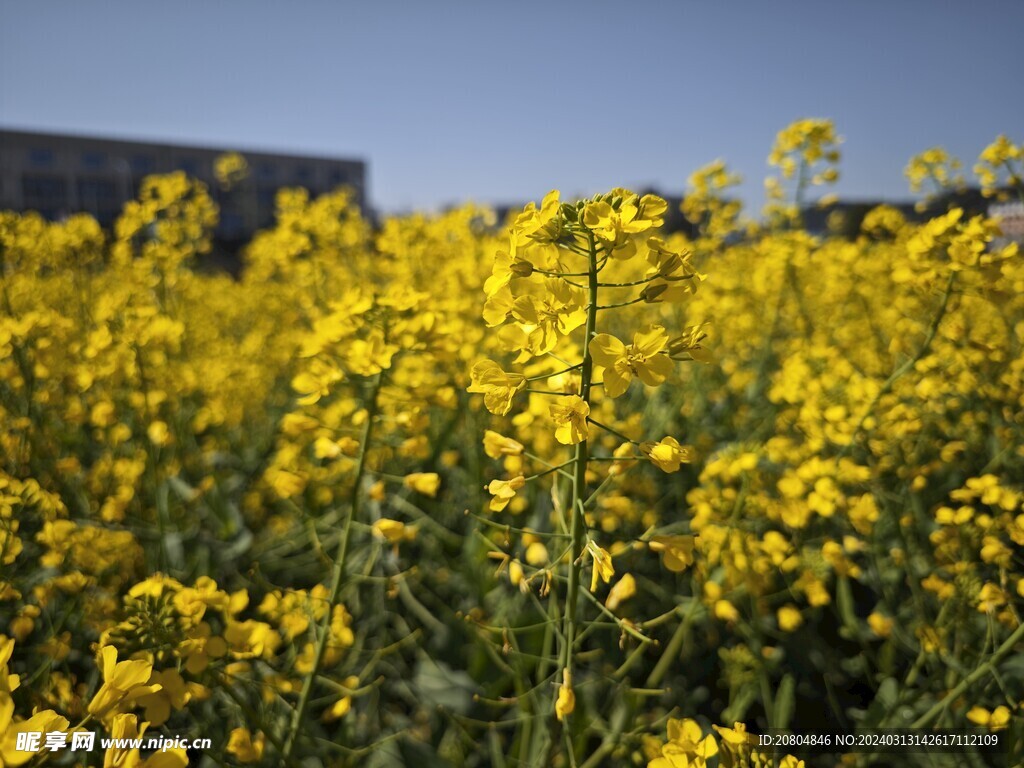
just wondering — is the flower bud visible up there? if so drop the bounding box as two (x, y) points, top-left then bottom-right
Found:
(510, 260), (534, 277)
(658, 254), (682, 277)
(641, 282), (668, 302)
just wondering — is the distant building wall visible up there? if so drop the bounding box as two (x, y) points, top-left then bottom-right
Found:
(988, 201), (1024, 248)
(0, 129), (367, 238)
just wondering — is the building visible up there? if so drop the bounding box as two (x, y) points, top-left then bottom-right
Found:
(0, 129), (367, 239)
(988, 200), (1024, 249)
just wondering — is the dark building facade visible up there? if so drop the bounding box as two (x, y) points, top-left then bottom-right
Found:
(0, 129), (367, 238)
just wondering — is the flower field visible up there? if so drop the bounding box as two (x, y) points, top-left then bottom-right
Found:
(1, 122), (1023, 767)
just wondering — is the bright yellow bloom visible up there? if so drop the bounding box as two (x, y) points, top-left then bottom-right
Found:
(88, 645), (161, 719)
(267, 468), (306, 499)
(403, 472), (441, 497)
(226, 728), (266, 763)
(372, 518), (415, 543)
(137, 668), (191, 726)
(1, 709), (69, 766)
(223, 620), (281, 659)
(508, 559), (524, 586)
(605, 573), (637, 611)
(590, 325), (672, 398)
(967, 705), (1011, 731)
(976, 583), (1006, 613)
(102, 713), (188, 767)
(975, 135), (1022, 197)
(555, 669), (575, 721)
(291, 360), (344, 406)
(550, 395), (590, 445)
(324, 695), (352, 721)
(583, 193), (666, 256)
(587, 540), (615, 591)
(583, 200), (647, 239)
(1, 636), (19, 694)
(649, 535), (696, 572)
(483, 430), (525, 458)
(487, 476), (526, 512)
(146, 421), (170, 446)
(524, 541), (549, 566)
(649, 717), (720, 768)
(714, 600), (739, 622)
(214, 152), (248, 189)
(509, 281), (587, 356)
(510, 189), (563, 251)
(484, 250), (535, 297)
(905, 146), (963, 200)
(468, 360), (526, 416)
(770, 119), (842, 178)
(777, 605), (804, 632)
(344, 331), (398, 377)
(712, 722), (748, 746)
(640, 436), (695, 473)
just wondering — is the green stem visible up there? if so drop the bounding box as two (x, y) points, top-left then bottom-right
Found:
(647, 599), (699, 688)
(558, 232), (599, 739)
(793, 156), (809, 227)
(280, 372), (383, 762)
(596, 296), (645, 310)
(526, 363), (583, 381)
(468, 511), (572, 539)
(911, 619), (1024, 729)
(586, 417), (638, 445)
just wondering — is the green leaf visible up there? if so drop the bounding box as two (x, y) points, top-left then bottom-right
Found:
(773, 673), (796, 730)
(721, 685), (758, 724)
(413, 657), (478, 715)
(836, 575), (859, 635)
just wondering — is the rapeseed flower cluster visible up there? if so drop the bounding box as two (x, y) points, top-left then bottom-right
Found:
(1, 121), (1022, 766)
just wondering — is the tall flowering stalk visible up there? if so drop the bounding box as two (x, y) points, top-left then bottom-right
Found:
(469, 188), (709, 763)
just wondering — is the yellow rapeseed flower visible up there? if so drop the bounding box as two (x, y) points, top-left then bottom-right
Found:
(403, 472), (441, 497)
(487, 476), (526, 512)
(605, 573), (637, 611)
(483, 430), (525, 458)
(967, 705), (1011, 731)
(550, 395), (590, 445)
(226, 727), (266, 763)
(468, 360), (526, 416)
(88, 645), (161, 720)
(586, 540), (615, 591)
(640, 436), (695, 473)
(777, 605), (804, 632)
(555, 669), (575, 721)
(649, 535), (696, 572)
(590, 325), (672, 398)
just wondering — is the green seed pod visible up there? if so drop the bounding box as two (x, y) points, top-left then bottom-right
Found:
(641, 282), (668, 302)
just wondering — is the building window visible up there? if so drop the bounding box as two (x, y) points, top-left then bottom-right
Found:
(22, 173), (66, 200)
(257, 163), (276, 181)
(177, 157), (201, 176)
(256, 186), (278, 207)
(329, 169), (349, 186)
(29, 149), (54, 167)
(219, 212), (245, 238)
(77, 177), (118, 203)
(131, 154), (154, 174)
(82, 151), (106, 170)
(295, 164), (312, 183)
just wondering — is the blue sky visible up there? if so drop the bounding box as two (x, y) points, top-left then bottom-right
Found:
(2, 0), (1021, 213)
